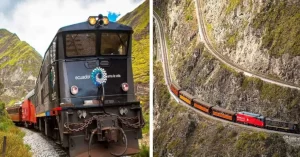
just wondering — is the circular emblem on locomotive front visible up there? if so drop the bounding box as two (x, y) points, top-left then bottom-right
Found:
(91, 67), (107, 86)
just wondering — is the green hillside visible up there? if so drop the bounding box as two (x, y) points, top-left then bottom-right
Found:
(0, 29), (42, 106)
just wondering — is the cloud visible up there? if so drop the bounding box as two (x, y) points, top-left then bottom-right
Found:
(0, 0), (145, 55)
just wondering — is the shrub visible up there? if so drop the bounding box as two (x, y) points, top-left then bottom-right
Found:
(0, 131), (32, 157)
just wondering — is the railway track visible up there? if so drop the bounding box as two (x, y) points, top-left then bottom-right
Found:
(194, 0), (300, 90)
(20, 127), (69, 157)
(153, 10), (300, 137)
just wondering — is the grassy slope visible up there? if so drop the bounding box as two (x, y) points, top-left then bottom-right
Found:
(0, 29), (42, 75)
(0, 102), (31, 157)
(0, 29), (42, 106)
(224, 0), (300, 57)
(252, 1), (300, 57)
(118, 1), (149, 155)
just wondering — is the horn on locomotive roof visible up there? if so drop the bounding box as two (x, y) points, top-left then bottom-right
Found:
(88, 14), (109, 27)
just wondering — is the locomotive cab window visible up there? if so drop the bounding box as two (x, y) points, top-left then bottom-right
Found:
(100, 32), (128, 55)
(65, 33), (96, 57)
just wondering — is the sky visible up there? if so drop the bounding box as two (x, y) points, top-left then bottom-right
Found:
(0, 0), (145, 56)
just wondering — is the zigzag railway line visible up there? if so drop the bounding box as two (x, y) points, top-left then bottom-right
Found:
(154, 9), (300, 137)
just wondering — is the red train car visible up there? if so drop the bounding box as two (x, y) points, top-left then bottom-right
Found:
(170, 83), (181, 97)
(6, 103), (22, 123)
(21, 90), (36, 127)
(236, 111), (264, 127)
(193, 98), (213, 114)
(179, 91), (194, 106)
(211, 106), (236, 121)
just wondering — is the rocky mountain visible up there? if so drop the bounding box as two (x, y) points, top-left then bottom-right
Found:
(118, 0), (149, 147)
(0, 29), (42, 106)
(201, 0), (300, 85)
(154, 0), (300, 156)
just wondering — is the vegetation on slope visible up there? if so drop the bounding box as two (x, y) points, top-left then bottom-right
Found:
(184, 0), (195, 21)
(0, 29), (41, 75)
(0, 102), (31, 157)
(252, 1), (300, 57)
(0, 29), (42, 106)
(226, 0), (242, 14)
(222, 0), (300, 57)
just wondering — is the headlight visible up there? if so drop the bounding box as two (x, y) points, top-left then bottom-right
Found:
(121, 83), (129, 92)
(70, 85), (79, 95)
(103, 17), (109, 25)
(87, 14), (109, 27)
(88, 16), (97, 26)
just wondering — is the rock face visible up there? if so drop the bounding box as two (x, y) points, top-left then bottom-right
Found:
(177, 44), (300, 123)
(0, 29), (42, 106)
(154, 0), (300, 123)
(201, 0), (300, 85)
(154, 0), (300, 156)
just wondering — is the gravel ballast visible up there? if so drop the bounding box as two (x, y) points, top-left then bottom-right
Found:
(21, 127), (68, 157)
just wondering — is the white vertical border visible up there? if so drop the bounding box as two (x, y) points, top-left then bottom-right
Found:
(149, 0), (153, 156)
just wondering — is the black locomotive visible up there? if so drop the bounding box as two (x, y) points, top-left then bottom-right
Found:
(28, 14), (144, 157)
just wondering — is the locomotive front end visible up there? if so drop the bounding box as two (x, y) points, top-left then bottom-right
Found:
(53, 15), (144, 157)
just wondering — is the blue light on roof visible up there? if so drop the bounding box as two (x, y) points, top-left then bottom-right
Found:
(108, 12), (121, 22)
(239, 111), (264, 119)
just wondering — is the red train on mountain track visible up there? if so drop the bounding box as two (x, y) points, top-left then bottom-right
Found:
(6, 90), (36, 128)
(170, 82), (300, 134)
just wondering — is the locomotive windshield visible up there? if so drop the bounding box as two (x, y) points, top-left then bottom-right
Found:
(65, 32), (129, 57)
(65, 33), (96, 57)
(100, 32), (128, 55)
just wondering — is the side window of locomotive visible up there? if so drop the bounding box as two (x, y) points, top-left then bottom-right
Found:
(65, 33), (96, 57)
(100, 33), (128, 55)
(51, 38), (56, 63)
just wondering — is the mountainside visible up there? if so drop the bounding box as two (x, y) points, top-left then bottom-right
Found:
(0, 29), (42, 106)
(154, 0), (300, 156)
(154, 63), (300, 157)
(154, 0), (300, 125)
(201, 0), (300, 85)
(118, 0), (149, 149)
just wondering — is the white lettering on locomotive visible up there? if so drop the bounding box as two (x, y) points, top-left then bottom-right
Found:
(107, 74), (121, 78)
(75, 74), (121, 80)
(75, 75), (91, 80)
